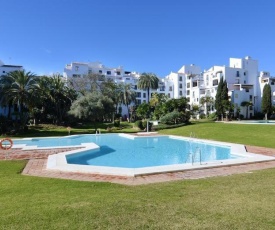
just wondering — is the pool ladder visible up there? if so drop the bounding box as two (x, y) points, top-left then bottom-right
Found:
(187, 147), (201, 165)
(96, 129), (101, 135)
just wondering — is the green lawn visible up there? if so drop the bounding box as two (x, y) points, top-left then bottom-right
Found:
(159, 121), (275, 148)
(1, 161), (275, 229)
(8, 122), (137, 138)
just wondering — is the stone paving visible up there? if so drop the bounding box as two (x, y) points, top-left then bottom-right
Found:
(1, 145), (275, 185)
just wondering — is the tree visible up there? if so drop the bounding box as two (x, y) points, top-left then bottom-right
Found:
(69, 92), (114, 128)
(149, 93), (168, 120)
(120, 84), (136, 120)
(200, 96), (214, 117)
(0, 70), (39, 128)
(191, 104), (200, 118)
(137, 73), (159, 103)
(46, 74), (77, 124)
(241, 101), (253, 119)
(149, 92), (168, 107)
(215, 78), (229, 120)
(136, 103), (151, 119)
(160, 110), (188, 125)
(261, 84), (272, 120)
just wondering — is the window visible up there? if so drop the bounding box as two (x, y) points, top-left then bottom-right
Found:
(213, 79), (218, 86)
(187, 90), (190, 95)
(116, 71), (121, 75)
(244, 72), (246, 76)
(107, 71), (111, 75)
(187, 83), (190, 88)
(168, 93), (170, 98)
(244, 80), (246, 84)
(169, 86), (173, 91)
(179, 83), (182, 88)
(143, 93), (146, 98)
(136, 99), (141, 105)
(136, 92), (141, 97)
(134, 85), (137, 90)
(75, 66), (79, 71)
(98, 70), (102, 74)
(179, 76), (182, 81)
(72, 74), (81, 78)
(246, 89), (249, 92)
(249, 95), (253, 100)
(236, 71), (239, 77)
(2, 71), (5, 73)
(179, 91), (182, 96)
(192, 82), (197, 87)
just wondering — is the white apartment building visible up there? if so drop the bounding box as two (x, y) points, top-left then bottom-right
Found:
(64, 57), (275, 119)
(0, 60), (23, 117)
(0, 60), (23, 76)
(169, 56), (274, 119)
(64, 61), (159, 116)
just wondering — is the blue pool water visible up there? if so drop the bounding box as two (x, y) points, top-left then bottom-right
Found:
(14, 134), (238, 168)
(236, 120), (275, 124)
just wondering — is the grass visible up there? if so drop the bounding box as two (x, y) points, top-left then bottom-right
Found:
(159, 120), (275, 148)
(1, 161), (275, 229)
(7, 122), (137, 138)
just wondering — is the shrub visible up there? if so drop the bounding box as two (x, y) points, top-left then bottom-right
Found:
(199, 114), (206, 119)
(142, 120), (152, 131)
(160, 111), (188, 125)
(114, 119), (120, 127)
(135, 120), (143, 130)
(0, 115), (9, 135)
(253, 112), (265, 120)
(153, 123), (186, 131)
(208, 112), (217, 120)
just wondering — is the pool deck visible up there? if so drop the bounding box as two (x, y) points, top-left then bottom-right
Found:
(2, 145), (275, 185)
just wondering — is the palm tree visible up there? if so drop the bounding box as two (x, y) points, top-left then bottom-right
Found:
(0, 70), (39, 128)
(137, 73), (159, 103)
(149, 92), (168, 107)
(47, 74), (77, 124)
(200, 96), (214, 117)
(120, 84), (136, 120)
(241, 101), (253, 119)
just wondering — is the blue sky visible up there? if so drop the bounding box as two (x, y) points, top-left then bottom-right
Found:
(1, 0), (275, 77)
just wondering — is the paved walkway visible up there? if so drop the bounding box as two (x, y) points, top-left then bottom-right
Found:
(1, 145), (275, 185)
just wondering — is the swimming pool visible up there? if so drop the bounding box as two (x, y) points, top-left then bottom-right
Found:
(65, 135), (235, 168)
(231, 120), (275, 124)
(13, 134), (275, 176)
